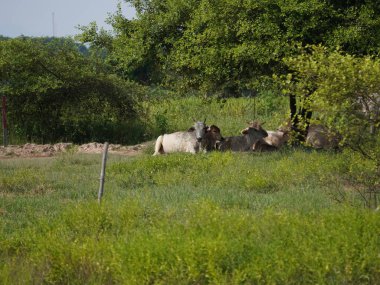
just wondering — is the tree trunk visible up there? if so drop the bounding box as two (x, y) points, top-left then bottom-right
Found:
(289, 94), (312, 143)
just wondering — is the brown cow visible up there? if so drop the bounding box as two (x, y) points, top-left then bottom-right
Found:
(202, 125), (224, 152)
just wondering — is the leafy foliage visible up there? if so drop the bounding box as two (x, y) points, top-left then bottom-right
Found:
(81, 0), (380, 95)
(0, 37), (145, 144)
(280, 45), (380, 188)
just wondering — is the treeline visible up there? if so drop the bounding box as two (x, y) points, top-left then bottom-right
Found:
(1, 0), (380, 154)
(79, 0), (380, 93)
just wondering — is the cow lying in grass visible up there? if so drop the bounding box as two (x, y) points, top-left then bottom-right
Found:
(252, 128), (290, 152)
(305, 124), (340, 149)
(252, 140), (279, 152)
(246, 120), (290, 152)
(153, 121), (224, 155)
(202, 125), (225, 152)
(153, 121), (207, 155)
(218, 121), (268, 152)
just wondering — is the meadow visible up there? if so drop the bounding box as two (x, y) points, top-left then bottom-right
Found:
(1, 96), (380, 284)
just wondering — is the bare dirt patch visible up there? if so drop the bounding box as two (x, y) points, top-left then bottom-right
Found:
(0, 141), (154, 159)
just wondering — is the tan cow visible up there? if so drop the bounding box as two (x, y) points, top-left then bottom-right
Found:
(253, 129), (290, 152)
(264, 130), (289, 147)
(247, 121), (289, 152)
(218, 121), (268, 152)
(252, 139), (279, 152)
(305, 124), (340, 149)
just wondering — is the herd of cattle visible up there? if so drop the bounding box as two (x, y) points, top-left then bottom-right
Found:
(152, 92), (380, 155)
(152, 120), (327, 155)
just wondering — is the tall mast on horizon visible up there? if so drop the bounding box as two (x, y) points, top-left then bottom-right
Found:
(52, 12), (56, 37)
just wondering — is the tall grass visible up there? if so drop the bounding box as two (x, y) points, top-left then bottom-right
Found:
(1, 148), (379, 284)
(141, 92), (288, 138)
(1, 200), (379, 284)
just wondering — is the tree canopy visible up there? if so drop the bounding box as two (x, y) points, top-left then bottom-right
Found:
(79, 0), (380, 95)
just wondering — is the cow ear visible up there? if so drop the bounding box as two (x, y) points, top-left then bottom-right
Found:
(188, 127), (195, 132)
(241, 128), (248, 135)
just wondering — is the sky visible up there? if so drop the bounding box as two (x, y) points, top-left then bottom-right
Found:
(0, 0), (136, 38)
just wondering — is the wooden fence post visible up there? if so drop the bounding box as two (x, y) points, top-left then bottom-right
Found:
(2, 95), (8, 147)
(98, 142), (109, 204)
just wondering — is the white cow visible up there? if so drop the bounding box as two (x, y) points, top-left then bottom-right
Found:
(153, 121), (207, 155)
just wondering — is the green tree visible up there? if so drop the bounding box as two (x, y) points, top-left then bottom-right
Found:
(0, 37), (144, 144)
(281, 45), (380, 183)
(82, 0), (380, 90)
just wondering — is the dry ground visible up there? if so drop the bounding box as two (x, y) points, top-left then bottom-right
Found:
(0, 141), (154, 159)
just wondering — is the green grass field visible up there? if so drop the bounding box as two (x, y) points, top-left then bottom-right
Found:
(1, 147), (379, 284)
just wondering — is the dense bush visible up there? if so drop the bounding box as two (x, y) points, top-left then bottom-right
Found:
(0, 37), (146, 144)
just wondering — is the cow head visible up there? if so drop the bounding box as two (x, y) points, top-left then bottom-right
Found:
(241, 121), (268, 139)
(206, 125), (224, 142)
(188, 120), (207, 142)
